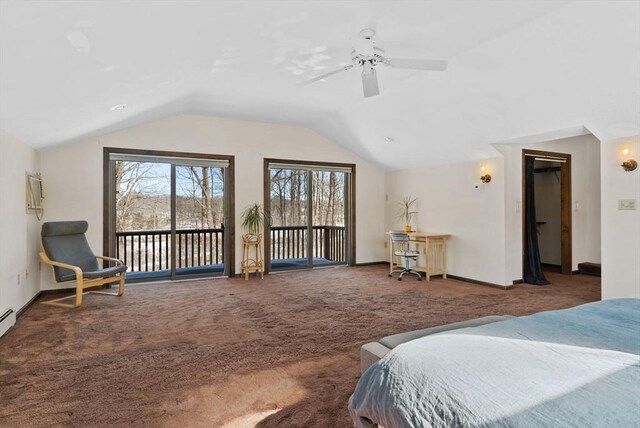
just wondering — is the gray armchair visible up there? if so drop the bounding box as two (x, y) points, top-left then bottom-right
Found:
(40, 221), (127, 308)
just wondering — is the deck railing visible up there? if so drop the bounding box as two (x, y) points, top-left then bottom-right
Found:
(270, 225), (346, 263)
(115, 225), (346, 273)
(115, 228), (224, 273)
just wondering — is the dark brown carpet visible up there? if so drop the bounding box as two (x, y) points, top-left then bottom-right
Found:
(0, 265), (600, 427)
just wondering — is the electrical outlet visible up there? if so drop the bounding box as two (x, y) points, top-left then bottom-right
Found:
(515, 201), (522, 213)
(618, 199), (637, 210)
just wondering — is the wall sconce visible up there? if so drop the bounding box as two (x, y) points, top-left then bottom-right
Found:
(480, 164), (492, 183)
(619, 143), (637, 172)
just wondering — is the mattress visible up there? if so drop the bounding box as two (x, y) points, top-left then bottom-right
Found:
(349, 299), (640, 428)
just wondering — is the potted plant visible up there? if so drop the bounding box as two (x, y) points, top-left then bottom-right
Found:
(397, 196), (418, 232)
(241, 203), (265, 242)
(240, 203), (266, 280)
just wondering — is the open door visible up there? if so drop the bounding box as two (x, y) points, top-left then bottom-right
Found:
(522, 149), (572, 280)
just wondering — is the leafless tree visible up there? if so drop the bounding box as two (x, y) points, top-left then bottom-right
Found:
(115, 161), (167, 231)
(176, 166), (224, 229)
(269, 169), (345, 227)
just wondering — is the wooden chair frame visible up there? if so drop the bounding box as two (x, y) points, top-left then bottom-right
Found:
(40, 253), (126, 308)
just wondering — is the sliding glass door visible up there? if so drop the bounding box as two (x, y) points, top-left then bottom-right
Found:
(113, 159), (173, 281)
(266, 160), (354, 271)
(174, 164), (226, 279)
(269, 168), (310, 269)
(311, 170), (347, 265)
(105, 149), (233, 282)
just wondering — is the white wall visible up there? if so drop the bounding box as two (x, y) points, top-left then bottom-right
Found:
(385, 157), (508, 286)
(0, 130), (42, 312)
(497, 134), (602, 282)
(8, 112), (636, 300)
(384, 134), (602, 287)
(600, 134), (640, 299)
(39, 114), (386, 290)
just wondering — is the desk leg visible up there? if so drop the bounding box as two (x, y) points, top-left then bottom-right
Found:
(389, 239), (393, 274)
(443, 239), (447, 279)
(425, 239), (430, 282)
(426, 259), (431, 282)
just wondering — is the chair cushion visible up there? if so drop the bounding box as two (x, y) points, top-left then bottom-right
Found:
(83, 264), (127, 279)
(41, 221), (99, 282)
(41, 221), (89, 237)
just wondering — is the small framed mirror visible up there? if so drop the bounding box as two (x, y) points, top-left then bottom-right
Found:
(26, 173), (43, 211)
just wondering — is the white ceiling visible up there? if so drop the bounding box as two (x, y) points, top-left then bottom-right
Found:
(1, 1), (639, 170)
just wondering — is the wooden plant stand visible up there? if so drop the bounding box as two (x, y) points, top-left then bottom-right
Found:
(241, 233), (264, 280)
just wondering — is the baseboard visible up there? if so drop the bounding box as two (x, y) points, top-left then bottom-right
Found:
(355, 261), (388, 266)
(447, 274), (514, 290)
(16, 291), (43, 318)
(356, 264), (514, 290)
(41, 287), (77, 294)
(17, 287), (79, 318)
(512, 279), (524, 285)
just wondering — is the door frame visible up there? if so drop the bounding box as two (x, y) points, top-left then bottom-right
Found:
(521, 149), (572, 275)
(263, 158), (356, 274)
(103, 147), (235, 279)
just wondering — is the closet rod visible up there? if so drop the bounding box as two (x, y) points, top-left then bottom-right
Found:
(524, 153), (566, 163)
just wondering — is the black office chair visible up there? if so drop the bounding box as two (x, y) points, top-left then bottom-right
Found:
(40, 221), (127, 308)
(388, 232), (422, 281)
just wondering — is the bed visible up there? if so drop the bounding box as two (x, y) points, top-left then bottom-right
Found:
(349, 299), (640, 428)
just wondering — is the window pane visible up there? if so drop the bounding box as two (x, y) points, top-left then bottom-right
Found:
(269, 168), (309, 267)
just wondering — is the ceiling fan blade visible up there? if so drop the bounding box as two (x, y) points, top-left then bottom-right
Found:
(351, 37), (374, 56)
(299, 65), (354, 85)
(386, 58), (448, 71)
(362, 68), (379, 98)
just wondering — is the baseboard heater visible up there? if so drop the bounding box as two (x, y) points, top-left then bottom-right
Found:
(0, 308), (16, 338)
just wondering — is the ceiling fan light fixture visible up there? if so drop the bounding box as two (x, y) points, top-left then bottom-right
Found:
(358, 28), (376, 40)
(300, 29), (448, 98)
(361, 66), (379, 97)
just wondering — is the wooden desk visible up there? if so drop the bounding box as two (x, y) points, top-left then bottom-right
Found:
(388, 232), (450, 281)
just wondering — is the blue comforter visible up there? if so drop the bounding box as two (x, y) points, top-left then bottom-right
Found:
(349, 299), (640, 428)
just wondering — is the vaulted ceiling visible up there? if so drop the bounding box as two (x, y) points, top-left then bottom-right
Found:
(1, 1), (638, 169)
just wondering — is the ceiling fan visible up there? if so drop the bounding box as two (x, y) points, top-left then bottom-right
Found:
(301, 29), (448, 98)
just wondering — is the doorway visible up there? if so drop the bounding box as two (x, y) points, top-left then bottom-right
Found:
(103, 148), (235, 281)
(533, 160), (562, 272)
(263, 159), (355, 273)
(522, 149), (572, 278)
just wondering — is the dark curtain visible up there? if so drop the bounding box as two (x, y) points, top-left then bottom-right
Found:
(523, 156), (550, 285)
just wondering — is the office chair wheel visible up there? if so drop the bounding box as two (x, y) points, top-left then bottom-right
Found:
(388, 273), (392, 277)
(398, 277), (402, 281)
(418, 277), (423, 281)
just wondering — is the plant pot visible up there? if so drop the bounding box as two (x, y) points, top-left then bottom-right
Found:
(242, 233), (262, 243)
(404, 225), (412, 232)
